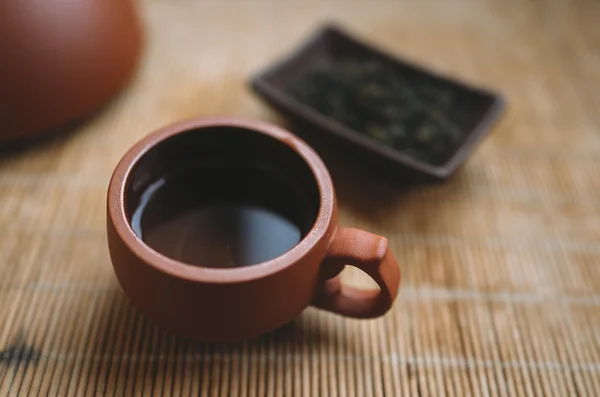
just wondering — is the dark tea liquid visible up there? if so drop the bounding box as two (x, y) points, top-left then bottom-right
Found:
(130, 166), (314, 268)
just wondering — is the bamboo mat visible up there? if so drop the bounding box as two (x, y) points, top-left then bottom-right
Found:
(1, 0), (599, 395)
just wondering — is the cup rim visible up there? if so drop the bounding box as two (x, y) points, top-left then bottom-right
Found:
(108, 116), (335, 284)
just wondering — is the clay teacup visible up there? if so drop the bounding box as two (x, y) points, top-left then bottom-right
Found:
(107, 117), (401, 342)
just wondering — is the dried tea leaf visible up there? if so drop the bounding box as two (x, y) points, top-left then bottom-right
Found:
(285, 58), (468, 165)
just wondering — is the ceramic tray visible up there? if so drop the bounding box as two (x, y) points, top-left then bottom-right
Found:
(251, 24), (506, 181)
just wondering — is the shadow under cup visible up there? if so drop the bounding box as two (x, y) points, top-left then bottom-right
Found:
(124, 126), (321, 268)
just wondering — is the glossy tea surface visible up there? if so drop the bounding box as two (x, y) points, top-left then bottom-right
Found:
(131, 166), (313, 268)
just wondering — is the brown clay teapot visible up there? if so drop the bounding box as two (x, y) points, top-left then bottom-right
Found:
(0, 0), (143, 143)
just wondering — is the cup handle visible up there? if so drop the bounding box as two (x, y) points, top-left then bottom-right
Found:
(312, 227), (401, 318)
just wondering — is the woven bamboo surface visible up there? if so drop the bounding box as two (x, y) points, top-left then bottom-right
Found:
(1, 0), (599, 395)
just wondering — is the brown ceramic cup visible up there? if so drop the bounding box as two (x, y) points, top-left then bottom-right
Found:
(107, 117), (401, 342)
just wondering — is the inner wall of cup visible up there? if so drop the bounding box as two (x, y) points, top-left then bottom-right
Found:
(124, 126), (321, 262)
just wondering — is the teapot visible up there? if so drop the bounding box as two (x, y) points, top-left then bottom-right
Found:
(0, 0), (143, 143)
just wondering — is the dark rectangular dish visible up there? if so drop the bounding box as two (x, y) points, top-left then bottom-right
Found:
(251, 24), (506, 181)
